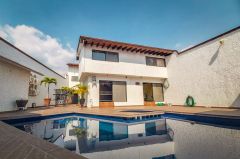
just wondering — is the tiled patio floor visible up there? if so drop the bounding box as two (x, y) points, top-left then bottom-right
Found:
(0, 105), (240, 120)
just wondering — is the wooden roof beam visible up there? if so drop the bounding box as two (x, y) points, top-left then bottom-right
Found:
(107, 44), (112, 49)
(122, 46), (128, 51)
(111, 45), (117, 49)
(131, 48), (137, 52)
(116, 46), (122, 50)
(126, 47), (133, 51)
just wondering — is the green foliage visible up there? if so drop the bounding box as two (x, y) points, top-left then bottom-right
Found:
(185, 95), (196, 107)
(61, 86), (75, 96)
(74, 128), (87, 137)
(40, 77), (57, 86)
(73, 84), (88, 99)
(40, 77), (57, 98)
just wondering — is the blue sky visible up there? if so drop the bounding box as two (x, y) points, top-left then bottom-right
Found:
(0, 0), (239, 73)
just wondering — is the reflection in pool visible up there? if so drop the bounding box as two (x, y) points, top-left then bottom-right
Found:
(10, 116), (240, 159)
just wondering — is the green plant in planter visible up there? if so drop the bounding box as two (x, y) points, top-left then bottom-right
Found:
(40, 77), (57, 106)
(61, 86), (75, 104)
(73, 84), (88, 107)
(185, 95), (196, 107)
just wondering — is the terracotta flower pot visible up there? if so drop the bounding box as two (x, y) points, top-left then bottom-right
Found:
(44, 98), (51, 106)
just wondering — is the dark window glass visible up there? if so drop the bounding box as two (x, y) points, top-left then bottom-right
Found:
(106, 52), (119, 62)
(99, 81), (113, 102)
(146, 57), (165, 67)
(92, 51), (106, 61)
(145, 122), (157, 136)
(71, 76), (79, 82)
(92, 50), (119, 62)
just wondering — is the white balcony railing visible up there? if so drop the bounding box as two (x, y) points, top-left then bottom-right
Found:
(80, 59), (168, 78)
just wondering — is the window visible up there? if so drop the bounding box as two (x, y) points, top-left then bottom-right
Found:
(99, 80), (127, 102)
(71, 76), (79, 82)
(146, 57), (166, 67)
(92, 50), (119, 62)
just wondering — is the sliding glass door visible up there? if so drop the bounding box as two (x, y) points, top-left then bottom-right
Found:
(99, 80), (127, 102)
(143, 83), (164, 102)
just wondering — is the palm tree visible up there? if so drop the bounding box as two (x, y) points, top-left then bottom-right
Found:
(40, 77), (57, 98)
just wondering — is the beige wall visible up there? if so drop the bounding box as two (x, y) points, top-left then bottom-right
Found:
(0, 60), (30, 111)
(165, 29), (240, 107)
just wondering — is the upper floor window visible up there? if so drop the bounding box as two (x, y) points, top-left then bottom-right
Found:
(146, 57), (166, 67)
(92, 50), (119, 62)
(71, 76), (79, 82)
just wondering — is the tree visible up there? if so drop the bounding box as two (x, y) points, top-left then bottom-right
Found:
(40, 77), (57, 98)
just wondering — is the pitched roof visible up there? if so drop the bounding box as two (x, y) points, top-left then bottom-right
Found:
(77, 36), (176, 56)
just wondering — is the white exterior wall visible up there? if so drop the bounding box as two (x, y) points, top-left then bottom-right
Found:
(0, 38), (67, 111)
(0, 60), (30, 112)
(28, 71), (66, 107)
(67, 66), (79, 87)
(79, 46), (167, 79)
(86, 75), (164, 107)
(165, 29), (240, 107)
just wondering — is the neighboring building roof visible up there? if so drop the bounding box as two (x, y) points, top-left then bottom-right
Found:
(0, 37), (65, 78)
(67, 63), (79, 67)
(77, 36), (176, 57)
(180, 25), (240, 54)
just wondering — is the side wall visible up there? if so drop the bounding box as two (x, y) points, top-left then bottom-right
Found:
(165, 29), (240, 107)
(28, 72), (67, 107)
(67, 66), (79, 87)
(86, 75), (164, 107)
(0, 60), (30, 112)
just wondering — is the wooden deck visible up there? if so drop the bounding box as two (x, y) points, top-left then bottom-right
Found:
(0, 105), (240, 120)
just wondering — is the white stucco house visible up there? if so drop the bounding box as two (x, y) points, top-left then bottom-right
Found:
(0, 37), (67, 112)
(76, 35), (174, 107)
(76, 26), (240, 108)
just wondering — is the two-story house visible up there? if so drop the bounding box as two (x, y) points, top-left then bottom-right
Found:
(76, 36), (175, 107)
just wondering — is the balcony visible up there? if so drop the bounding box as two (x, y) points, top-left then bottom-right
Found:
(80, 59), (168, 79)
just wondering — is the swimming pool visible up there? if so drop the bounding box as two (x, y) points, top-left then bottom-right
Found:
(3, 113), (240, 159)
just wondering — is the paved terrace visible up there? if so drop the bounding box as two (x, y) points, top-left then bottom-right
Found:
(0, 105), (240, 120)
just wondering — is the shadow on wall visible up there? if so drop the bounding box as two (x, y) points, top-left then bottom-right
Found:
(231, 94), (240, 108)
(208, 45), (221, 65)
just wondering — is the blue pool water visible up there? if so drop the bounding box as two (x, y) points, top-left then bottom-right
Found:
(3, 113), (240, 159)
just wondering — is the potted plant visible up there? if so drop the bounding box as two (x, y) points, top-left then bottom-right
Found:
(16, 99), (28, 110)
(74, 84), (88, 107)
(40, 77), (57, 106)
(61, 86), (79, 104)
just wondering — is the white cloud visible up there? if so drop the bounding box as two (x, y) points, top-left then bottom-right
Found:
(0, 24), (75, 75)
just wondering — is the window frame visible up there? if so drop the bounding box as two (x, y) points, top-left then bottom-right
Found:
(71, 76), (79, 82)
(92, 50), (119, 62)
(145, 56), (166, 67)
